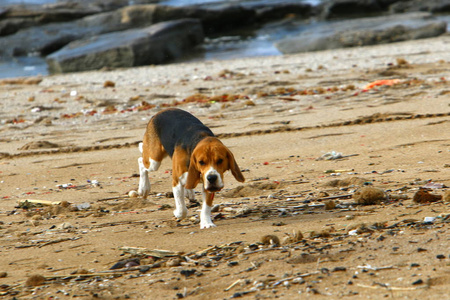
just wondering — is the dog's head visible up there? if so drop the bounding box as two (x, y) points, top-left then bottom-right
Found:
(185, 137), (245, 192)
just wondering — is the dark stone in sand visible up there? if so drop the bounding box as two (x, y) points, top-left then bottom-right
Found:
(275, 12), (447, 54)
(46, 19), (204, 74)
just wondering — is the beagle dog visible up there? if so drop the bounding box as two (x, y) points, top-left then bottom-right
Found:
(138, 108), (245, 228)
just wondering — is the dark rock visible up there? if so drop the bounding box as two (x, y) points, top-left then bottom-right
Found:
(332, 266), (347, 272)
(249, 3), (314, 22)
(0, 18), (37, 36)
(390, 0), (450, 14)
(109, 258), (140, 270)
(275, 13), (447, 54)
(46, 19), (204, 74)
(0, 4), (162, 57)
(377, 0), (404, 10)
(150, 5), (256, 34)
(319, 0), (383, 19)
(0, 2), (104, 36)
(180, 269), (196, 278)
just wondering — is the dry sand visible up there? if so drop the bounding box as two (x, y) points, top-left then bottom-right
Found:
(0, 35), (449, 299)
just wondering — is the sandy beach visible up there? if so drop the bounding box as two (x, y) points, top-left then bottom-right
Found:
(0, 35), (449, 299)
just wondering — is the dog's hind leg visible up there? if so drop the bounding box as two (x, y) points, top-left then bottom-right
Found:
(138, 156), (151, 199)
(138, 121), (165, 198)
(172, 172), (188, 219)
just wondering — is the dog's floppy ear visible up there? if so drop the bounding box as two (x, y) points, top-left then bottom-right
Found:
(227, 149), (245, 183)
(185, 155), (200, 189)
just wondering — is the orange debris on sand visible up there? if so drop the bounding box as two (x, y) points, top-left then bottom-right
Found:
(365, 79), (401, 90)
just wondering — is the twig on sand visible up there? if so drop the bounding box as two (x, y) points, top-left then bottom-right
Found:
(38, 237), (82, 248)
(224, 279), (243, 291)
(357, 264), (397, 271)
(357, 283), (427, 291)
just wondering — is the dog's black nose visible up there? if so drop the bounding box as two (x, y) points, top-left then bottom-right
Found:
(207, 174), (218, 183)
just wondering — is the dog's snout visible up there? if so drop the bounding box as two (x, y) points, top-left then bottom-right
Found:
(207, 174), (218, 183)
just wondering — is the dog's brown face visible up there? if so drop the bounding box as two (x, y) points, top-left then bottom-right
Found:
(185, 137), (245, 191)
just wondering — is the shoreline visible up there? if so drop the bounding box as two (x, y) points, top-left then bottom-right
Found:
(39, 35), (450, 86)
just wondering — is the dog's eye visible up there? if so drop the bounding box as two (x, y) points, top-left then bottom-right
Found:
(217, 158), (223, 165)
(199, 160), (206, 166)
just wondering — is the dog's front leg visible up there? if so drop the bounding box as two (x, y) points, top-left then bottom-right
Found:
(200, 187), (216, 229)
(173, 173), (188, 219)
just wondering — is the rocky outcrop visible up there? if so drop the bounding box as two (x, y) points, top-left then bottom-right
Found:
(275, 13), (447, 54)
(0, 4), (255, 58)
(46, 19), (204, 74)
(0, 2), (102, 36)
(0, 0), (163, 36)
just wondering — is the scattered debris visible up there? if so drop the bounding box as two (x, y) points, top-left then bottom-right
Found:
(282, 230), (303, 244)
(422, 182), (446, 189)
(443, 190), (450, 202)
(413, 189), (442, 203)
(260, 235), (280, 246)
(317, 151), (343, 160)
(119, 247), (180, 258)
(25, 274), (46, 286)
(110, 258), (140, 270)
(364, 79), (401, 90)
(324, 177), (369, 187)
(353, 187), (385, 205)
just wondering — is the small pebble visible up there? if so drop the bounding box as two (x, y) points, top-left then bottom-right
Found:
(180, 269), (196, 278)
(227, 261), (239, 267)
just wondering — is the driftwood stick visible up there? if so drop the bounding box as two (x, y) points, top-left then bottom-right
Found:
(44, 273), (123, 280)
(17, 199), (61, 206)
(224, 279), (243, 291)
(119, 246), (180, 258)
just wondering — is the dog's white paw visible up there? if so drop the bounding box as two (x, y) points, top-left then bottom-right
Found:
(200, 221), (216, 229)
(173, 208), (188, 220)
(138, 187), (149, 199)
